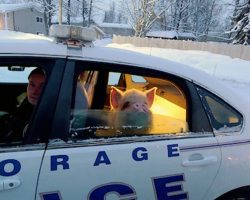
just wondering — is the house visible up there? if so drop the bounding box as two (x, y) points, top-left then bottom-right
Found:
(146, 30), (179, 40)
(146, 30), (197, 41)
(197, 32), (231, 43)
(0, 3), (46, 35)
(97, 23), (134, 38)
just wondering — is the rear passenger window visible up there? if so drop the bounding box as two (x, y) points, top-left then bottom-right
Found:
(196, 86), (243, 133)
(69, 69), (190, 140)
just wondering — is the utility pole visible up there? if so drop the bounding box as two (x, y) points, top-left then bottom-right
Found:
(59, 0), (62, 25)
(4, 12), (8, 30)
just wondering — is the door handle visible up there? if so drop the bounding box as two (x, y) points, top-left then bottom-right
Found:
(182, 155), (218, 167)
(0, 179), (21, 191)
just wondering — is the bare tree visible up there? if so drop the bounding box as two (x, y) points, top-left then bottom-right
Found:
(30, 0), (56, 35)
(87, 0), (93, 26)
(121, 0), (164, 37)
(172, 0), (191, 31)
(103, 1), (116, 23)
(67, 0), (71, 24)
(202, 0), (217, 40)
(81, 0), (88, 26)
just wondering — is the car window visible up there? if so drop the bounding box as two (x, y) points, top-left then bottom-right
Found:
(196, 86), (243, 133)
(131, 75), (146, 83)
(0, 64), (50, 145)
(69, 67), (193, 140)
(0, 67), (34, 83)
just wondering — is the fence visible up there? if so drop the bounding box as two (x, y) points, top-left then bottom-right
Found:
(113, 35), (250, 61)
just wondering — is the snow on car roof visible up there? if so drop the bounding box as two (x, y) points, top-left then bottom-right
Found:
(0, 30), (238, 91)
(0, 30), (247, 113)
(0, 31), (67, 56)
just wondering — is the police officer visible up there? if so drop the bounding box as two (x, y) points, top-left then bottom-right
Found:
(0, 68), (46, 142)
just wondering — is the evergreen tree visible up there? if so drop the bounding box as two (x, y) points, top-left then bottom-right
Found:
(229, 0), (250, 45)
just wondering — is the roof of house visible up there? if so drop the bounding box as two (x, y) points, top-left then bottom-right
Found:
(99, 23), (132, 29)
(146, 30), (196, 40)
(146, 30), (178, 39)
(0, 3), (41, 13)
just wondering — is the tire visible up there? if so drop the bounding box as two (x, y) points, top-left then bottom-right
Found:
(220, 192), (250, 200)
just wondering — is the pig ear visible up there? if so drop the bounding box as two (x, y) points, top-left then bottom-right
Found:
(145, 87), (157, 108)
(110, 86), (124, 110)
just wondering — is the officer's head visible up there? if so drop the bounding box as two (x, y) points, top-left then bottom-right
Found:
(27, 68), (46, 105)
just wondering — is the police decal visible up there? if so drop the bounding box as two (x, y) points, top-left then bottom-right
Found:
(40, 173), (188, 200)
(0, 144), (180, 175)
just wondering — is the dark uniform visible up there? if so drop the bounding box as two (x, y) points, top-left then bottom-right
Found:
(0, 98), (34, 143)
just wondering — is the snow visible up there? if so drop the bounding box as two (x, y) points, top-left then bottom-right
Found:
(0, 30), (249, 100)
(98, 23), (132, 29)
(0, 30), (53, 41)
(146, 30), (178, 39)
(51, 16), (84, 24)
(146, 30), (196, 40)
(0, 3), (33, 12)
(95, 38), (250, 99)
(0, 30), (67, 56)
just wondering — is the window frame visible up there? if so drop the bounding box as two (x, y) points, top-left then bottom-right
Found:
(36, 17), (43, 23)
(195, 85), (243, 134)
(0, 57), (64, 146)
(48, 60), (216, 143)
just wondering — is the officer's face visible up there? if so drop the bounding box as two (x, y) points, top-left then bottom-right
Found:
(27, 74), (45, 105)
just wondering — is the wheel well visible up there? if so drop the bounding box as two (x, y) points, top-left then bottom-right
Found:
(216, 186), (250, 200)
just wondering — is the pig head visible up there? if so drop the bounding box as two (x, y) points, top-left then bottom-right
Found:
(109, 87), (157, 135)
(110, 87), (156, 112)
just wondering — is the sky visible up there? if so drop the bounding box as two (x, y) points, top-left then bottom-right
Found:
(95, 38), (250, 100)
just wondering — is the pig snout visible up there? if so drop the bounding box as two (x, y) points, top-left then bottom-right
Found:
(132, 102), (149, 113)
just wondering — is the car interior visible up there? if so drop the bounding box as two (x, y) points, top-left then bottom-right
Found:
(0, 66), (32, 117)
(70, 70), (189, 139)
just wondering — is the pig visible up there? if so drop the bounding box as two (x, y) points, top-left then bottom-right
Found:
(110, 87), (156, 112)
(109, 86), (157, 135)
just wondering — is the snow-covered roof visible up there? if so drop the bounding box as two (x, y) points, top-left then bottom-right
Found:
(99, 23), (132, 29)
(178, 32), (196, 38)
(0, 3), (39, 13)
(146, 30), (196, 40)
(0, 30), (67, 56)
(0, 30), (224, 86)
(146, 30), (178, 39)
(0, 30), (212, 83)
(0, 30), (248, 114)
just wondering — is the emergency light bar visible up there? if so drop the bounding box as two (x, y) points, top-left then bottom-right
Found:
(49, 25), (97, 42)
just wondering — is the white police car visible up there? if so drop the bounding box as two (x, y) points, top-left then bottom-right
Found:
(0, 25), (249, 200)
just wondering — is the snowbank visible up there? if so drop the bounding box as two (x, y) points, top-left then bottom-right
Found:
(95, 38), (250, 99)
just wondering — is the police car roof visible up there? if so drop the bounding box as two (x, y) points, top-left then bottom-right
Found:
(0, 30), (248, 114)
(0, 31), (68, 56)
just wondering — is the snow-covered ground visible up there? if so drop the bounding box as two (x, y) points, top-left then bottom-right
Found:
(95, 39), (250, 100)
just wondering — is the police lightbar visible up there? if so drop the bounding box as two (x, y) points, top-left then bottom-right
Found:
(49, 24), (97, 42)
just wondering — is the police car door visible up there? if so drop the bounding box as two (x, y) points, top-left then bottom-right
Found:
(36, 62), (222, 200)
(0, 59), (65, 200)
